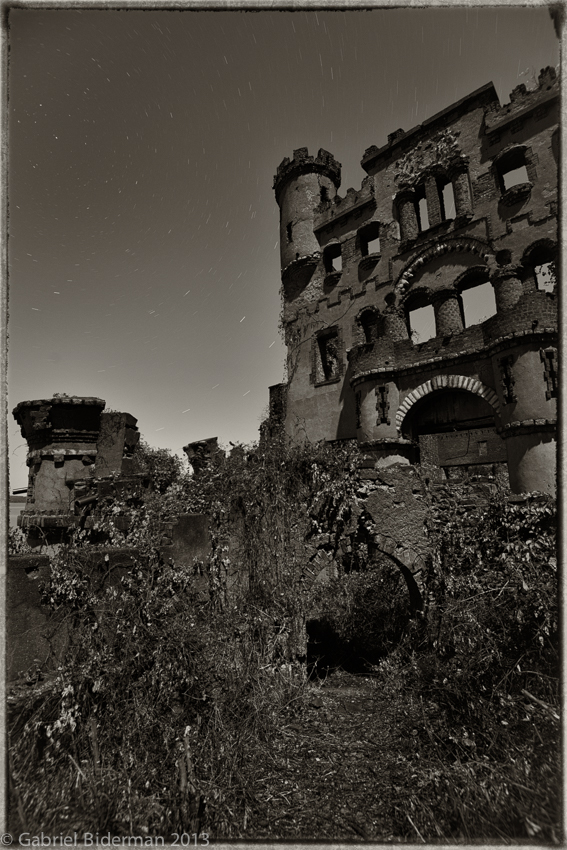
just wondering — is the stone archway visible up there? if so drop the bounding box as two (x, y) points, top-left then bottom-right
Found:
(396, 375), (500, 433)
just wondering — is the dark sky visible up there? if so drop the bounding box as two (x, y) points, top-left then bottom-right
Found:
(7, 6), (559, 490)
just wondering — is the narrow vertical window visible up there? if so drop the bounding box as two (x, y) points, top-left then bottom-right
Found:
(314, 330), (340, 383)
(540, 348), (558, 399)
(440, 180), (456, 220)
(499, 356), (517, 404)
(375, 385), (390, 425)
(286, 222), (293, 243)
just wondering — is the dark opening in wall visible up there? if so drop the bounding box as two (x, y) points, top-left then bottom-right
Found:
(320, 186), (329, 203)
(359, 309), (378, 344)
(286, 222), (293, 243)
(324, 242), (342, 273)
(460, 280), (497, 327)
(317, 330), (340, 382)
(541, 347), (558, 399)
(358, 221), (381, 256)
(496, 147), (531, 194)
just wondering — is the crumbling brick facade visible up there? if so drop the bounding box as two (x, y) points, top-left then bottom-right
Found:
(273, 68), (558, 496)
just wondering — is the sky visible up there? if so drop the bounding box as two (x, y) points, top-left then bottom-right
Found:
(7, 5), (560, 492)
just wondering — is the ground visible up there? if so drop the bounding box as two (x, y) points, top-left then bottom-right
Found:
(246, 668), (397, 841)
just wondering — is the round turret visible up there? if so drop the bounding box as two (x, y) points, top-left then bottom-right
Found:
(273, 147), (341, 275)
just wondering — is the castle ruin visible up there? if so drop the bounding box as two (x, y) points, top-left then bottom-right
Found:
(270, 68), (558, 495)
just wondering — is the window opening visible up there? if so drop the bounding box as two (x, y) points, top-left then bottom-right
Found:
(366, 235), (380, 254)
(499, 356), (516, 404)
(408, 304), (435, 343)
(416, 188), (429, 232)
(478, 440), (488, 457)
(375, 385), (390, 425)
(324, 243), (342, 274)
(534, 261), (556, 292)
(359, 311), (377, 344)
(320, 186), (328, 203)
(286, 222), (293, 243)
(502, 164), (529, 190)
(441, 180), (456, 220)
(317, 332), (340, 381)
(460, 281), (497, 328)
(540, 348), (558, 399)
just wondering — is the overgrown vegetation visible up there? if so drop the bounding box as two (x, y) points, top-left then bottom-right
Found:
(9, 438), (559, 841)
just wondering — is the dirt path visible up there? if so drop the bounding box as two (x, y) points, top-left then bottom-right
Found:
(249, 668), (396, 840)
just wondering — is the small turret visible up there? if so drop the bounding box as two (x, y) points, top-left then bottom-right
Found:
(273, 148), (341, 283)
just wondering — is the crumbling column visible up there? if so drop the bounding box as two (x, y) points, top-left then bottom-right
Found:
(432, 288), (464, 337)
(490, 265), (524, 312)
(383, 308), (410, 342)
(424, 176), (443, 227)
(449, 165), (473, 219)
(13, 396), (106, 543)
(396, 190), (419, 242)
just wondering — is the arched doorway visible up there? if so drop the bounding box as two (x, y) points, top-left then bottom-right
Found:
(400, 388), (507, 482)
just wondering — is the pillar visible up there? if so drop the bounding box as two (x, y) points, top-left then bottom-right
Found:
(424, 176), (443, 227)
(449, 167), (473, 219)
(491, 265), (524, 312)
(396, 190), (419, 242)
(433, 288), (464, 336)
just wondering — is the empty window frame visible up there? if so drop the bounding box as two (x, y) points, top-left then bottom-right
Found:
(460, 280), (497, 328)
(359, 309), (378, 344)
(408, 303), (436, 343)
(324, 243), (342, 273)
(359, 221), (381, 256)
(320, 186), (329, 204)
(415, 185), (430, 232)
(316, 331), (340, 382)
(497, 148), (530, 192)
(439, 179), (456, 220)
(540, 348), (558, 399)
(286, 222), (293, 243)
(534, 261), (556, 292)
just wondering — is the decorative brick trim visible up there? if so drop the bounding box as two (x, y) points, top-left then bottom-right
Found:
(496, 418), (557, 438)
(395, 375), (500, 432)
(395, 236), (491, 295)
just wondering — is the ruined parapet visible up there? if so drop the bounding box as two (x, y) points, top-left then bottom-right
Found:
(13, 396), (106, 527)
(13, 395), (147, 544)
(183, 437), (219, 475)
(313, 176), (376, 233)
(95, 411), (141, 477)
(484, 66), (559, 133)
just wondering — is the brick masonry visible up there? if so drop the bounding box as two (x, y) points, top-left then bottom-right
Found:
(272, 68), (558, 497)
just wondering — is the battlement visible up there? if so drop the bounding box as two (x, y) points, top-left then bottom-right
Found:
(273, 147), (341, 201)
(360, 82), (498, 173)
(484, 66), (559, 133)
(314, 175), (375, 233)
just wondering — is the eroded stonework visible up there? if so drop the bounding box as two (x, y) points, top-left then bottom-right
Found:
(272, 68), (558, 499)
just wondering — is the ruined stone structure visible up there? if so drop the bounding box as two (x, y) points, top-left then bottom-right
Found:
(12, 394), (148, 545)
(272, 69), (558, 496)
